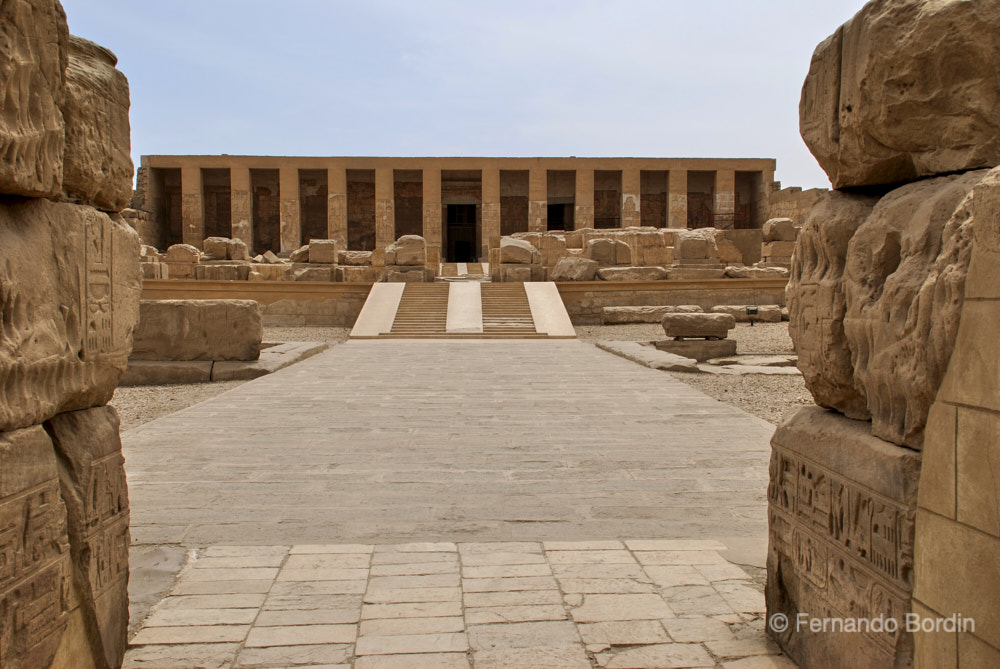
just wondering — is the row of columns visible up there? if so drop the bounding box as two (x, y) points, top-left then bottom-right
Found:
(179, 166), (739, 254)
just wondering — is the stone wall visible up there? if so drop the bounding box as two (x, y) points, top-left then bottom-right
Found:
(767, 186), (827, 225)
(0, 2), (139, 668)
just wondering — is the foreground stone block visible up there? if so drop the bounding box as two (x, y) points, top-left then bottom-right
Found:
(800, 0), (1000, 188)
(338, 250), (373, 266)
(165, 243), (200, 263)
(0, 199), (140, 432)
(45, 406), (130, 669)
(385, 235), (427, 266)
(0, 0), (69, 198)
(601, 305), (702, 325)
(762, 218), (797, 242)
(767, 406), (920, 669)
(500, 238), (540, 264)
(662, 313), (735, 340)
(549, 256), (598, 281)
(585, 238), (631, 266)
(308, 239), (337, 264)
(130, 299), (262, 361)
(596, 266), (667, 281)
(61, 36), (132, 212)
(202, 236), (230, 260)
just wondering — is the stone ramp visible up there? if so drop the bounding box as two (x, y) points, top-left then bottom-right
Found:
(351, 281), (576, 339)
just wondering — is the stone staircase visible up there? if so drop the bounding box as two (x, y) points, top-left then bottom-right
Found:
(350, 282), (576, 340)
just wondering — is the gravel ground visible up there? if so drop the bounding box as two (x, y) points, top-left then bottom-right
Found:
(112, 326), (350, 432)
(577, 321), (811, 425)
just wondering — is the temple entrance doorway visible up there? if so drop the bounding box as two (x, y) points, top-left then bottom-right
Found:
(445, 204), (478, 262)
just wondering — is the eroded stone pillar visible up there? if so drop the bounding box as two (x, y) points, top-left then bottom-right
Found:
(574, 168), (594, 230)
(529, 167), (546, 232)
(180, 166), (204, 247)
(715, 169), (736, 229)
(375, 168), (394, 253)
(482, 167), (500, 258)
(278, 166), (300, 254)
(230, 166), (252, 249)
(422, 168), (442, 266)
(622, 168), (641, 228)
(668, 170), (687, 228)
(328, 165), (347, 249)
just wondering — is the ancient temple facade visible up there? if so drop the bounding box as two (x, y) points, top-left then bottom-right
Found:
(133, 156), (776, 261)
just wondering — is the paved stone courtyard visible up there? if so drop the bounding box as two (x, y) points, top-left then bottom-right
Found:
(123, 341), (793, 667)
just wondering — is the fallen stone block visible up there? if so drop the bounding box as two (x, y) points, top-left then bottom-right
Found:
(308, 239), (337, 264)
(662, 313), (736, 340)
(594, 341), (701, 373)
(130, 299), (263, 362)
(550, 256), (598, 281)
(654, 338), (737, 361)
(762, 218), (798, 242)
(385, 235), (427, 266)
(500, 237), (540, 264)
(666, 267), (727, 280)
(601, 305), (703, 325)
(596, 266), (667, 281)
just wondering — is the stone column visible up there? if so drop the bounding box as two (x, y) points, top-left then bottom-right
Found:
(481, 167), (500, 258)
(574, 168), (594, 230)
(422, 168), (442, 266)
(328, 165), (347, 248)
(668, 169), (688, 228)
(278, 166), (300, 254)
(180, 166), (204, 248)
(230, 166), (252, 250)
(715, 169), (736, 229)
(528, 167), (547, 232)
(375, 168), (395, 253)
(622, 168), (641, 228)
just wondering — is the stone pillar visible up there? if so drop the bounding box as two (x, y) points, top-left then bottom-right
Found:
(375, 168), (395, 250)
(622, 168), (641, 228)
(278, 166), (300, 254)
(715, 169), (736, 229)
(668, 170), (688, 229)
(529, 167), (546, 232)
(574, 168), (594, 230)
(180, 166), (204, 248)
(328, 165), (347, 248)
(482, 167), (500, 258)
(422, 168), (442, 266)
(230, 166), (252, 249)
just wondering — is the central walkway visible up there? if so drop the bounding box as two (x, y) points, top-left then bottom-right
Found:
(123, 340), (790, 668)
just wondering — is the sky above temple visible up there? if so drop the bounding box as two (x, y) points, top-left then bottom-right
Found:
(62, 1), (864, 190)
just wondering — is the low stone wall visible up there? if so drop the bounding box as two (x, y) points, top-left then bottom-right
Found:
(131, 299), (263, 361)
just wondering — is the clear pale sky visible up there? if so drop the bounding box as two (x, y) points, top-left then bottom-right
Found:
(61, 1), (865, 190)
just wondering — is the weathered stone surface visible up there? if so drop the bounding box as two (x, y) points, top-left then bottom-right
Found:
(710, 305), (783, 323)
(585, 238), (631, 266)
(386, 235), (427, 266)
(0, 425), (74, 669)
(293, 266), (334, 282)
(0, 199), (140, 432)
(787, 190), (880, 420)
(130, 299), (262, 362)
(308, 239), (337, 264)
(0, 0), (69, 198)
(382, 267), (434, 283)
(675, 228), (742, 263)
(662, 313), (735, 340)
(61, 36), (132, 212)
(260, 250), (284, 264)
(844, 170), (984, 447)
(500, 238), (539, 264)
(767, 406), (920, 669)
(653, 338), (737, 362)
(165, 243), (200, 263)
(202, 236), (230, 260)
(45, 405), (130, 669)
(596, 266), (667, 281)
(760, 242), (796, 260)
(549, 257), (598, 282)
(762, 218), (797, 243)
(800, 0), (1000, 188)
(339, 250), (373, 266)
(228, 238), (250, 261)
(601, 305), (702, 325)
(724, 265), (789, 279)
(194, 264), (250, 281)
(666, 267), (727, 280)
(289, 245), (310, 263)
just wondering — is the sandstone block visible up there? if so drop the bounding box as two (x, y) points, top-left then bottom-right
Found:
(500, 238), (540, 264)
(767, 406), (920, 669)
(383, 267), (434, 283)
(293, 266), (334, 282)
(762, 241), (796, 259)
(0, 0), (69, 198)
(140, 262), (160, 280)
(653, 338), (737, 361)
(596, 266), (667, 281)
(724, 265), (789, 279)
(585, 238), (631, 265)
(602, 305), (703, 325)
(564, 230), (584, 248)
(336, 265), (377, 282)
(228, 238), (250, 261)
(130, 299), (262, 361)
(549, 257), (598, 281)
(338, 250), (373, 266)
(289, 245), (310, 263)
(61, 36), (132, 212)
(261, 250), (284, 264)
(45, 406), (130, 669)
(165, 243), (200, 263)
(308, 239), (337, 264)
(666, 267), (727, 280)
(800, 0), (1000, 188)
(674, 234), (709, 260)
(251, 264), (290, 281)
(787, 190), (880, 420)
(0, 199), (140, 432)
(710, 305), (783, 323)
(499, 264), (533, 283)
(194, 264), (249, 281)
(386, 235), (427, 266)
(662, 313), (735, 340)
(762, 218), (797, 242)
(202, 236), (230, 260)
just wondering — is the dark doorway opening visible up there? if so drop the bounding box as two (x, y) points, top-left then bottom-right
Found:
(547, 203), (570, 231)
(446, 204), (477, 262)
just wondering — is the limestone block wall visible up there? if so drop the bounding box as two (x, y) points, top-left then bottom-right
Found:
(0, 2), (139, 667)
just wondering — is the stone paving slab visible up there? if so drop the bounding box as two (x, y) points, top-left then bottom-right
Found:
(124, 541), (790, 668)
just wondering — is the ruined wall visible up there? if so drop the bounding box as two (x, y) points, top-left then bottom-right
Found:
(767, 186), (827, 226)
(0, 2), (139, 667)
